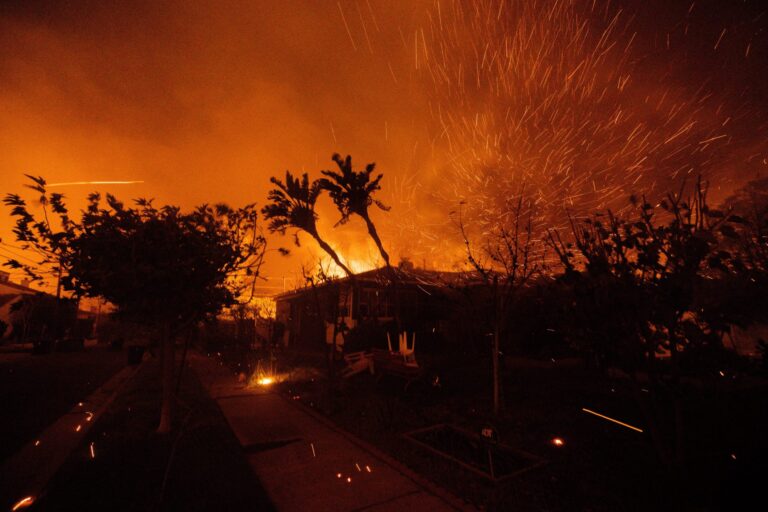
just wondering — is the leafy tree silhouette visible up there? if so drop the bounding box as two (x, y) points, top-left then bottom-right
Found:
(262, 171), (352, 277)
(457, 193), (540, 416)
(69, 194), (266, 433)
(3, 175), (80, 341)
(547, 177), (739, 474)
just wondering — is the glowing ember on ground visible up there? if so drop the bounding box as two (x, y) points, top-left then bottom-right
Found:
(34, 440), (40, 447)
(552, 437), (565, 447)
(257, 377), (274, 386)
(11, 496), (34, 511)
(75, 424), (82, 432)
(90, 442), (96, 459)
(336, 473), (342, 479)
(310, 443), (316, 457)
(365, 465), (371, 473)
(346, 477), (352, 483)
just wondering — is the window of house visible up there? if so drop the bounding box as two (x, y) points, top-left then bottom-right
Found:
(357, 288), (392, 318)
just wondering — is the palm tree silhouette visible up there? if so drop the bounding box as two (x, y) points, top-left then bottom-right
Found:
(262, 171), (353, 277)
(319, 154), (392, 268)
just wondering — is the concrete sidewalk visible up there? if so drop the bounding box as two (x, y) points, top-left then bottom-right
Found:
(191, 353), (475, 512)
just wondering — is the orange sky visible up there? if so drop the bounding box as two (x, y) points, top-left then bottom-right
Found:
(0, 0), (449, 294)
(1, 0), (766, 295)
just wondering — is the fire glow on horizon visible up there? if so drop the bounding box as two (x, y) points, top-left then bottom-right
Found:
(0, 1), (765, 275)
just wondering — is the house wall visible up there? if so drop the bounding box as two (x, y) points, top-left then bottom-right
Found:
(276, 279), (465, 353)
(0, 280), (36, 339)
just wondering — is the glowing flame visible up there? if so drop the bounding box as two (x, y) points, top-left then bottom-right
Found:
(257, 377), (274, 386)
(552, 437), (565, 447)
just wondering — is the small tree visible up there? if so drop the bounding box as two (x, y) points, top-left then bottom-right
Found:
(547, 177), (734, 471)
(3, 175), (80, 338)
(457, 194), (540, 415)
(69, 194), (266, 433)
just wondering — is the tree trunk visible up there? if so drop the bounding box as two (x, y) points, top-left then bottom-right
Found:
(312, 234), (353, 278)
(669, 339), (685, 472)
(363, 215), (390, 267)
(492, 321), (501, 416)
(492, 280), (502, 416)
(631, 376), (670, 467)
(157, 325), (175, 434)
(53, 263), (63, 339)
(175, 333), (191, 395)
(364, 215), (402, 335)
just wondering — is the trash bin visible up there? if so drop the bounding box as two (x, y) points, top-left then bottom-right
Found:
(127, 345), (145, 365)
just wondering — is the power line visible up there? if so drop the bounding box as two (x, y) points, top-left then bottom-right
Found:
(0, 247), (40, 265)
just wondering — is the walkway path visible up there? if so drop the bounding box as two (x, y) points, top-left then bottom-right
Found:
(190, 353), (475, 512)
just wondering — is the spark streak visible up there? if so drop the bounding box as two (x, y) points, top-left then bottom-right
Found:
(582, 407), (643, 433)
(11, 497), (34, 511)
(419, 0), (749, 239)
(47, 181), (144, 187)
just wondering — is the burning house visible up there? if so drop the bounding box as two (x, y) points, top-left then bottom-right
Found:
(274, 265), (475, 353)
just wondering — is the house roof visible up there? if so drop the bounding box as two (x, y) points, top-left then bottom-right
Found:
(274, 266), (478, 301)
(0, 279), (38, 295)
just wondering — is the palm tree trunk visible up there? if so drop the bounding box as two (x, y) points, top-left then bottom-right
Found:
(362, 215), (390, 267)
(362, 214), (402, 334)
(312, 234), (354, 277)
